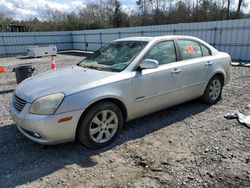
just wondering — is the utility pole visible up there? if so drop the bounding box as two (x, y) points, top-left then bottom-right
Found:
(196, 0), (198, 21)
(227, 0), (230, 20)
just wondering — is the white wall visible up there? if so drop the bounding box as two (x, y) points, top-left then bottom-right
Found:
(72, 18), (250, 61)
(0, 31), (72, 56)
(0, 19), (249, 61)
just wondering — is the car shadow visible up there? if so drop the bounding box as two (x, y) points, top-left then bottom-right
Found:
(0, 89), (14, 95)
(0, 100), (210, 187)
(18, 56), (42, 59)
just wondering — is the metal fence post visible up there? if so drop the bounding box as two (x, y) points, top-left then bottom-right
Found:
(70, 32), (74, 50)
(100, 32), (103, 47)
(84, 33), (87, 51)
(3, 35), (8, 56)
(218, 28), (222, 51)
(213, 27), (217, 47)
(34, 34), (38, 46)
(239, 21), (246, 61)
(1, 35), (7, 56)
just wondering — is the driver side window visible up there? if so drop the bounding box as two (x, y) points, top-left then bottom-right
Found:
(144, 41), (177, 65)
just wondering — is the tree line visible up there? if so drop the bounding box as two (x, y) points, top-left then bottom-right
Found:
(0, 0), (249, 32)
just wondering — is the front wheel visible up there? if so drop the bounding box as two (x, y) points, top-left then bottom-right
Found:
(202, 75), (223, 104)
(78, 102), (123, 149)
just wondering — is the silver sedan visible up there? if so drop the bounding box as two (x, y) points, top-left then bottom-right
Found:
(9, 36), (231, 149)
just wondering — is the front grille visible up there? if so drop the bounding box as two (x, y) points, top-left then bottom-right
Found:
(13, 95), (27, 112)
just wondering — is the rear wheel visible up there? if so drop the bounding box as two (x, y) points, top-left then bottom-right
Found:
(78, 102), (123, 149)
(202, 75), (223, 104)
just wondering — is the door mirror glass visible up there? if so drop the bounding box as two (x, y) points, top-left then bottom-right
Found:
(139, 59), (159, 70)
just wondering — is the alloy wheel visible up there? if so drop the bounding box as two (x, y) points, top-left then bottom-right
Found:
(89, 110), (118, 143)
(209, 79), (221, 101)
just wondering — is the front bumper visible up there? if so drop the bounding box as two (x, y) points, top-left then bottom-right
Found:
(9, 98), (84, 145)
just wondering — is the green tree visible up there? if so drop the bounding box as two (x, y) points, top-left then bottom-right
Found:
(0, 13), (13, 32)
(112, 0), (122, 27)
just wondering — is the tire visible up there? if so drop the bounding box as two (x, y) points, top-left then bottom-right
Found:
(78, 102), (123, 149)
(201, 75), (223, 104)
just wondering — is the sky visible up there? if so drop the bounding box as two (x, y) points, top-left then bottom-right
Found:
(0, 0), (249, 21)
(0, 0), (137, 20)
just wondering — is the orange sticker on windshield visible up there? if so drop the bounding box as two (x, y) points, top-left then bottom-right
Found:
(187, 45), (194, 54)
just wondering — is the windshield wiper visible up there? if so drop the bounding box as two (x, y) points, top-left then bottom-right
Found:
(80, 64), (104, 71)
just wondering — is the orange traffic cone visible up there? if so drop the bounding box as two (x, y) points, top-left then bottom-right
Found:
(0, 66), (5, 73)
(50, 57), (56, 70)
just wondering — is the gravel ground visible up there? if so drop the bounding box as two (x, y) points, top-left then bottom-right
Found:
(0, 55), (249, 188)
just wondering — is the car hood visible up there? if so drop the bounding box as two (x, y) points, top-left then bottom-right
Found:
(14, 66), (117, 103)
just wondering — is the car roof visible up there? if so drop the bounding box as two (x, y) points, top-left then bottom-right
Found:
(114, 35), (200, 42)
(114, 37), (153, 42)
(114, 35), (218, 55)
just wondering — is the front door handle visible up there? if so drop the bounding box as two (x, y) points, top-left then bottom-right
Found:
(206, 61), (213, 66)
(171, 69), (182, 75)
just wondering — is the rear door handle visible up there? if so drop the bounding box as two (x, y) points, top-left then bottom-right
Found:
(171, 69), (182, 75)
(206, 61), (213, 66)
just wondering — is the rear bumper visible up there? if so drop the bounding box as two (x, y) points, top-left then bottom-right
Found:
(9, 98), (84, 145)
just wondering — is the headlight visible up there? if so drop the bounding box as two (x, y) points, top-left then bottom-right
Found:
(29, 93), (64, 115)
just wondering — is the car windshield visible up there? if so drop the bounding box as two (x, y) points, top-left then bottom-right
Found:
(78, 41), (148, 72)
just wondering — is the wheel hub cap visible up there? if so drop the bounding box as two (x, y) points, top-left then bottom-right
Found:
(89, 110), (118, 143)
(209, 79), (221, 100)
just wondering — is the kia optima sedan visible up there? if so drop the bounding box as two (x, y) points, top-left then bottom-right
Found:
(9, 36), (231, 149)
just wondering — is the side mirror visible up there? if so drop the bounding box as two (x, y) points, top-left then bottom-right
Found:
(139, 59), (159, 70)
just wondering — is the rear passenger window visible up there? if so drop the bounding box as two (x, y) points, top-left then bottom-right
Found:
(178, 40), (202, 60)
(201, 45), (211, 56)
(144, 41), (176, 65)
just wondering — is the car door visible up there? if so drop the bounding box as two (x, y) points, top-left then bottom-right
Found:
(200, 44), (217, 83)
(173, 39), (211, 101)
(132, 40), (181, 117)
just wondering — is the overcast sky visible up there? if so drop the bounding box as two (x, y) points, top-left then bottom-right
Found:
(0, 0), (249, 21)
(0, 0), (137, 20)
